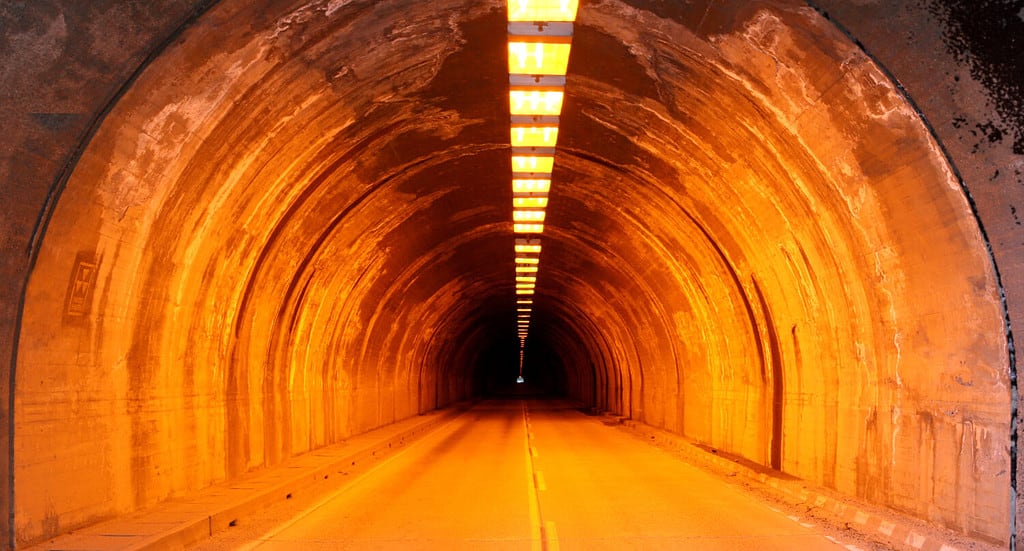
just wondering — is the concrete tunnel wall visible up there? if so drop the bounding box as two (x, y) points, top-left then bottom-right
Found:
(1, 0), (1021, 548)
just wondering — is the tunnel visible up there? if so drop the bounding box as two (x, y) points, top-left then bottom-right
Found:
(1, 0), (1022, 548)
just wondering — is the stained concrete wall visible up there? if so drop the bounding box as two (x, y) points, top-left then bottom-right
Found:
(0, 0), (1019, 548)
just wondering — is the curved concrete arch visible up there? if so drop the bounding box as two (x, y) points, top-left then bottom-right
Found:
(2, 0), (1017, 547)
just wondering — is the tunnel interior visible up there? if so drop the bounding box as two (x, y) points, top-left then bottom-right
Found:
(9, 0), (1013, 547)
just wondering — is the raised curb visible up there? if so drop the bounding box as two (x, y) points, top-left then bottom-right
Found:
(609, 415), (1001, 551)
(25, 404), (472, 551)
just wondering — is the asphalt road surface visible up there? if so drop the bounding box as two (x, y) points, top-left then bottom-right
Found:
(195, 400), (852, 550)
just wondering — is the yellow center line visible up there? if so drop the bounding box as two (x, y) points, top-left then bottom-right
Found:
(523, 402), (543, 551)
(545, 521), (561, 551)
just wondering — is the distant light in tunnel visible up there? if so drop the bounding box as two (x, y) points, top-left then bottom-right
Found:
(513, 196), (549, 208)
(513, 209), (546, 222)
(511, 125), (559, 147)
(512, 179), (551, 193)
(516, 376), (525, 383)
(509, 90), (564, 116)
(513, 223), (544, 233)
(512, 155), (554, 174)
(507, 0), (579, 22)
(508, 41), (572, 76)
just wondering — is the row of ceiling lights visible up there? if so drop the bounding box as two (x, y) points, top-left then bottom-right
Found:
(506, 0), (579, 374)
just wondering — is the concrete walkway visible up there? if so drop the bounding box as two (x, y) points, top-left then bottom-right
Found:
(24, 406), (469, 551)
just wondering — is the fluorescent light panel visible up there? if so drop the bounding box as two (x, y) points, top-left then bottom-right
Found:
(509, 89), (564, 116)
(513, 196), (548, 208)
(512, 179), (551, 193)
(514, 223), (544, 233)
(512, 155), (554, 174)
(507, 0), (579, 22)
(513, 209), (545, 222)
(508, 41), (572, 76)
(511, 125), (559, 147)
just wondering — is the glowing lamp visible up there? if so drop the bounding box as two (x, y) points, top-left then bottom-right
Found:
(516, 276), (537, 283)
(513, 196), (548, 208)
(510, 89), (564, 116)
(509, 40), (572, 76)
(513, 210), (546, 222)
(512, 179), (551, 193)
(512, 155), (555, 174)
(517, 299), (534, 304)
(511, 125), (559, 148)
(514, 223), (544, 234)
(516, 266), (539, 273)
(507, 0), (579, 22)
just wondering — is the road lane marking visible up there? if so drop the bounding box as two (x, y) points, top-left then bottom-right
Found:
(523, 403), (543, 551)
(544, 521), (560, 551)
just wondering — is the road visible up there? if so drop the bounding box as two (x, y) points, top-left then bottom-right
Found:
(194, 400), (852, 550)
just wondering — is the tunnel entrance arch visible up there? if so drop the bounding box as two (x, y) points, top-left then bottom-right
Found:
(4, 0), (1015, 546)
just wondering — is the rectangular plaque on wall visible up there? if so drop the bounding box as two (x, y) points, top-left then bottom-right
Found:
(64, 251), (99, 323)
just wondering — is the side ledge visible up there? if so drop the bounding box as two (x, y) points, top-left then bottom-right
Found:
(614, 419), (1003, 551)
(22, 404), (471, 551)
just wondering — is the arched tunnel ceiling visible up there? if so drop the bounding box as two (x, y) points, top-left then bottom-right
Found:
(2, 0), (1021, 547)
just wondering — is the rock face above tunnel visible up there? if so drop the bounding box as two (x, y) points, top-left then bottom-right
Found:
(0, 0), (1019, 548)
